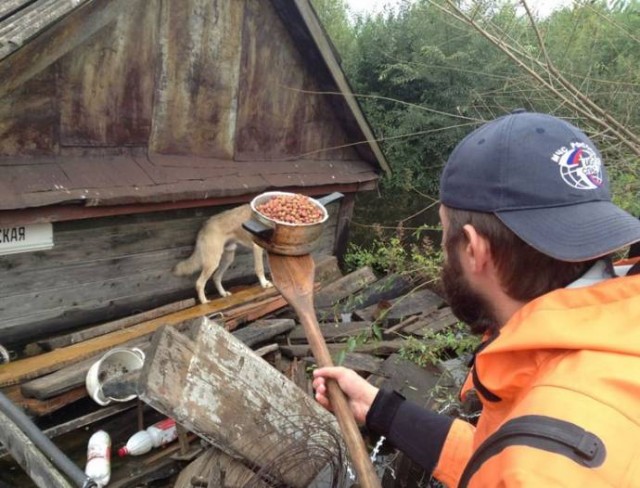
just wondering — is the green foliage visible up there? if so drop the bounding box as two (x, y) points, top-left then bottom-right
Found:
(343, 229), (443, 288)
(399, 323), (480, 368)
(312, 0), (640, 217)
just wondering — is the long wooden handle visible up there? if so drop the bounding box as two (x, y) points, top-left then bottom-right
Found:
(298, 308), (381, 488)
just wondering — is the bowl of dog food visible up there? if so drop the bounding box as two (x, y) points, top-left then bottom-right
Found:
(244, 191), (343, 255)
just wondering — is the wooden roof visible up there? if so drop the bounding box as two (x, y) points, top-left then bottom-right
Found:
(0, 0), (389, 215)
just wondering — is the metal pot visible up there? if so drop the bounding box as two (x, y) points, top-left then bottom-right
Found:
(243, 191), (343, 255)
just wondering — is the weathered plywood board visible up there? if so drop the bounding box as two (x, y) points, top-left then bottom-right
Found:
(139, 320), (342, 488)
(0, 69), (58, 156)
(235, 0), (305, 160)
(149, 0), (244, 158)
(59, 1), (158, 146)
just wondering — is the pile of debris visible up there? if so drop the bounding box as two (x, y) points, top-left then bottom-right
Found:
(0, 256), (472, 488)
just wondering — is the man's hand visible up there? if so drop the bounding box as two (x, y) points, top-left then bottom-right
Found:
(312, 366), (379, 424)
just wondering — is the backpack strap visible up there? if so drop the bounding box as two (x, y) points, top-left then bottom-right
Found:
(458, 415), (606, 487)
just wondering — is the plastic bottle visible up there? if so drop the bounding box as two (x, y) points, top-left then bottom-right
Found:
(117, 418), (178, 457)
(85, 430), (111, 487)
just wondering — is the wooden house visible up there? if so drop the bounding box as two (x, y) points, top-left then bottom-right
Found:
(0, 0), (389, 347)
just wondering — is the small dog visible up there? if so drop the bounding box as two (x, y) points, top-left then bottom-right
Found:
(173, 204), (272, 303)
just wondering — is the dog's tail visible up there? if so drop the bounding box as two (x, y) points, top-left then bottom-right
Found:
(173, 250), (201, 276)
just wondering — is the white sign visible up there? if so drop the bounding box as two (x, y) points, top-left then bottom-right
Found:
(0, 223), (54, 256)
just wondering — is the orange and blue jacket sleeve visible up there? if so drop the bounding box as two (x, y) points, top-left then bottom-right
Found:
(366, 389), (458, 476)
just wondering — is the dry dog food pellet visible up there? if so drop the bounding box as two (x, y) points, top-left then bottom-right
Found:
(257, 194), (324, 224)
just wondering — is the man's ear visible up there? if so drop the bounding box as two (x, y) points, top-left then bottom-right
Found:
(462, 224), (491, 273)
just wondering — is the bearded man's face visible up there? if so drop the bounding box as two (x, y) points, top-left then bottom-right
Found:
(440, 208), (498, 336)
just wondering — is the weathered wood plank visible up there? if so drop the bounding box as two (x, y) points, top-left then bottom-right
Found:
(304, 352), (384, 375)
(314, 266), (377, 309)
(234, 0), (306, 160)
(0, 0), (89, 60)
(2, 384), (86, 416)
(231, 318), (295, 348)
(270, 0), (390, 171)
(0, 68), (57, 156)
(0, 0), (127, 98)
(281, 339), (410, 359)
(59, 1), (158, 146)
(0, 0), (35, 21)
(149, 0), (244, 157)
(404, 307), (459, 337)
(0, 286), (278, 387)
(341, 273), (415, 313)
(353, 289), (444, 323)
(39, 298), (197, 350)
(0, 409), (73, 488)
(138, 320), (341, 488)
(287, 321), (373, 343)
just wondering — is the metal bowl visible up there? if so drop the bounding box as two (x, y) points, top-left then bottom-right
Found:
(244, 192), (341, 256)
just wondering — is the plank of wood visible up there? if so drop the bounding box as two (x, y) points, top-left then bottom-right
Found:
(0, 0), (35, 23)
(0, 0), (126, 97)
(2, 384), (87, 417)
(287, 321), (373, 343)
(353, 289), (443, 323)
(38, 298), (196, 350)
(20, 314), (287, 401)
(0, 0), (91, 60)
(0, 409), (74, 488)
(404, 307), (459, 336)
(303, 352), (384, 375)
(341, 273), (414, 313)
(314, 266), (377, 309)
(0, 286), (278, 387)
(280, 339), (410, 359)
(138, 320), (340, 488)
(232, 319), (295, 348)
(149, 0), (244, 157)
(224, 295), (288, 331)
(314, 255), (343, 285)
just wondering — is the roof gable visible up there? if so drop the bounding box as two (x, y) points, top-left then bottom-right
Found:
(0, 0), (388, 214)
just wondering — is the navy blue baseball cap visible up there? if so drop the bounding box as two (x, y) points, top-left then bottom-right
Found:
(440, 110), (640, 261)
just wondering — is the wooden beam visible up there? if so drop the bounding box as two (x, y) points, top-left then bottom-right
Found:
(138, 320), (341, 488)
(0, 183), (371, 226)
(39, 298), (196, 350)
(0, 286), (278, 387)
(0, 0), (130, 98)
(0, 0), (36, 21)
(0, 0), (92, 61)
(270, 0), (390, 174)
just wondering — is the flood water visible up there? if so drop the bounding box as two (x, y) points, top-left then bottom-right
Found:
(349, 190), (442, 250)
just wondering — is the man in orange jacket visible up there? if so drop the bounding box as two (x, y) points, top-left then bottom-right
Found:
(313, 111), (640, 487)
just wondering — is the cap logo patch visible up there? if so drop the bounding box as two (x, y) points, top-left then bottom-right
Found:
(551, 142), (603, 190)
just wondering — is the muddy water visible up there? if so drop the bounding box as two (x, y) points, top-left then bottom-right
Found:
(350, 191), (441, 250)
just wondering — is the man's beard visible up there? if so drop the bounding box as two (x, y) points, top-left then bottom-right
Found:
(441, 247), (498, 336)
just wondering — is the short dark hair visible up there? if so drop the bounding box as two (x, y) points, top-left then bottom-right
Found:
(443, 206), (597, 302)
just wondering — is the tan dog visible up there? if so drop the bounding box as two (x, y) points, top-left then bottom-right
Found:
(173, 205), (272, 303)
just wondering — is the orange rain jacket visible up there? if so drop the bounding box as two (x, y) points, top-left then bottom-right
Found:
(366, 260), (640, 487)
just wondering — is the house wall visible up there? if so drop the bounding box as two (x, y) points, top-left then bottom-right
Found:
(0, 201), (341, 346)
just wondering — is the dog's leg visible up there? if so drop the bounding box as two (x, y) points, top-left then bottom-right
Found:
(195, 239), (226, 304)
(252, 243), (273, 289)
(213, 243), (236, 298)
